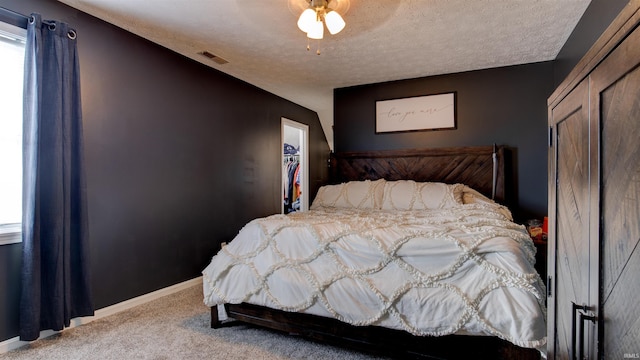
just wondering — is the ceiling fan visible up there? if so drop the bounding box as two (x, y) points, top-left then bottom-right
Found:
(289, 0), (351, 53)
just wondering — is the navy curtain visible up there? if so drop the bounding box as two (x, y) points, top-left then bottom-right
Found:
(20, 13), (93, 341)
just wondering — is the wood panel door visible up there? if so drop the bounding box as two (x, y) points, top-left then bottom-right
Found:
(548, 4), (640, 359)
(548, 79), (591, 360)
(591, 23), (640, 359)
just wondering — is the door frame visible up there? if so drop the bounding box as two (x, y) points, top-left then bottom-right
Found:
(281, 118), (309, 214)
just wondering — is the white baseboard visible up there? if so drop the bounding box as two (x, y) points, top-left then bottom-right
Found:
(0, 276), (203, 354)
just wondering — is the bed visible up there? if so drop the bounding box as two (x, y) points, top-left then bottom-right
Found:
(202, 145), (546, 359)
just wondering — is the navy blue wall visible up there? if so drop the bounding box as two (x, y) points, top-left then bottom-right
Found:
(0, 0), (329, 342)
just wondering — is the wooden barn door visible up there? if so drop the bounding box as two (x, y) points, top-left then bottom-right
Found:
(590, 23), (640, 359)
(548, 79), (591, 360)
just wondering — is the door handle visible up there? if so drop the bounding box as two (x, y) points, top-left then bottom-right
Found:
(579, 312), (597, 360)
(571, 302), (588, 360)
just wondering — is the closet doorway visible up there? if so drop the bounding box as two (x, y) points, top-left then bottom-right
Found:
(282, 118), (308, 214)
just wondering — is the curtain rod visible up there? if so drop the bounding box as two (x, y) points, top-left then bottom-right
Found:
(0, 6), (29, 29)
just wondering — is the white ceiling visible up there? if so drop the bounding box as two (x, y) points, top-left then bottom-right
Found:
(57, 0), (591, 148)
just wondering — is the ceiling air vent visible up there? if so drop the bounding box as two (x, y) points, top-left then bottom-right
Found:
(198, 51), (228, 65)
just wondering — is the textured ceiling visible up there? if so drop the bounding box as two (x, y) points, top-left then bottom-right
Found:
(57, 0), (591, 148)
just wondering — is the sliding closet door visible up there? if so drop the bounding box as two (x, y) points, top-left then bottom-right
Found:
(590, 23), (640, 359)
(548, 79), (590, 359)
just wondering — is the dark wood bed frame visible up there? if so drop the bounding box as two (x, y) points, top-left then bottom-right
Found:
(210, 145), (541, 359)
(328, 145), (505, 203)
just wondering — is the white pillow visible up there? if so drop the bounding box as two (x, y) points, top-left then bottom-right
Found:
(381, 180), (463, 210)
(311, 179), (386, 210)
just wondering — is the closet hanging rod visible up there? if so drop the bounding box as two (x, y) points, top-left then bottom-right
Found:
(0, 7), (29, 29)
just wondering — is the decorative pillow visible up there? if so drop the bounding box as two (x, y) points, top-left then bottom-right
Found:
(311, 179), (385, 210)
(461, 185), (513, 220)
(461, 185), (492, 205)
(381, 180), (463, 210)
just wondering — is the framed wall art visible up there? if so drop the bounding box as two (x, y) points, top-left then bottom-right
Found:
(375, 92), (456, 133)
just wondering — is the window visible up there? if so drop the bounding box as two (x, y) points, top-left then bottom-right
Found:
(0, 21), (26, 245)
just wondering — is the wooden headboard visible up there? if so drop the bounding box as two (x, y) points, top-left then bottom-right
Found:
(329, 145), (505, 203)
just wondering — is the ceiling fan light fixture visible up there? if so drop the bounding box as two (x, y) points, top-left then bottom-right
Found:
(324, 10), (345, 35)
(296, 0), (345, 52)
(307, 18), (324, 39)
(297, 8), (317, 33)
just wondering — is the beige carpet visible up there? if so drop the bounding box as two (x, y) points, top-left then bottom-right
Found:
(1, 285), (384, 360)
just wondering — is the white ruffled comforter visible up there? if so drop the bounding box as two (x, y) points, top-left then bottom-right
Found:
(202, 203), (546, 351)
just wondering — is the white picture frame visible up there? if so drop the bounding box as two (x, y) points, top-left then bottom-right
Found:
(375, 92), (456, 133)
